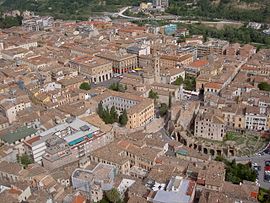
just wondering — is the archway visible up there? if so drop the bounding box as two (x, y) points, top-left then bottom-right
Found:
(210, 149), (215, 156)
(203, 148), (208, 154)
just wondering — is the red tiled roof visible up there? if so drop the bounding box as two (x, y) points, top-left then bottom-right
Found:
(189, 60), (208, 68)
(24, 136), (41, 146)
(72, 195), (86, 203)
(204, 82), (222, 89)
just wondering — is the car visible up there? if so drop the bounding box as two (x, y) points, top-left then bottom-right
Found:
(265, 161), (270, 166)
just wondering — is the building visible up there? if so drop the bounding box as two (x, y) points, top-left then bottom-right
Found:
(71, 163), (116, 202)
(93, 90), (155, 129)
(152, 176), (196, 203)
(197, 39), (229, 58)
(0, 126), (37, 146)
(97, 52), (137, 74)
(153, 0), (169, 9)
(22, 16), (54, 31)
(38, 117), (113, 169)
(194, 108), (225, 141)
(0, 161), (24, 182)
(160, 67), (185, 84)
(24, 136), (46, 164)
(160, 54), (193, 68)
(70, 56), (113, 83)
(0, 96), (32, 123)
(42, 136), (77, 171)
(245, 106), (269, 131)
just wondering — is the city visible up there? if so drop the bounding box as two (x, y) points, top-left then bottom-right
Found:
(0, 1), (269, 202)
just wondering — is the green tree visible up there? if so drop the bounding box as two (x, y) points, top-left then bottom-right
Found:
(105, 188), (121, 203)
(97, 102), (104, 117)
(109, 82), (125, 92)
(159, 103), (168, 117)
(110, 106), (118, 123)
(173, 76), (184, 86)
(79, 82), (91, 90)
(168, 93), (172, 109)
(258, 82), (270, 91)
(119, 109), (128, 126)
(148, 89), (159, 102)
(18, 154), (33, 168)
(215, 156), (256, 184)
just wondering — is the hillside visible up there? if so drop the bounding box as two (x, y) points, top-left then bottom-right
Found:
(0, 0), (140, 20)
(0, 0), (270, 22)
(167, 0), (270, 23)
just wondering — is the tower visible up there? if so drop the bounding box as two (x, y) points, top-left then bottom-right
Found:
(152, 49), (161, 83)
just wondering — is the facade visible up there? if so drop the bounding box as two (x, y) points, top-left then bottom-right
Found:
(245, 106), (269, 131)
(0, 97), (32, 123)
(197, 39), (229, 58)
(194, 108), (225, 141)
(97, 52), (137, 74)
(160, 54), (193, 68)
(24, 136), (46, 164)
(69, 56), (113, 83)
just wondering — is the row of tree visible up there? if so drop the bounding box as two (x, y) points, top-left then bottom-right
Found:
(97, 102), (128, 126)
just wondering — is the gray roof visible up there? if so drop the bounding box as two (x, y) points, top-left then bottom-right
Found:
(1, 126), (37, 144)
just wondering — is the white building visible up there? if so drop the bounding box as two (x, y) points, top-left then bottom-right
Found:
(24, 136), (46, 164)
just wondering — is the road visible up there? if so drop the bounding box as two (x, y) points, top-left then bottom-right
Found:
(116, 6), (141, 20)
(113, 7), (243, 27)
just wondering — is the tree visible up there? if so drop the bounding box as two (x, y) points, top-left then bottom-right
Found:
(173, 76), (184, 86)
(97, 102), (104, 117)
(110, 106), (118, 123)
(109, 82), (125, 92)
(148, 89), (159, 101)
(79, 82), (91, 90)
(168, 93), (172, 109)
(18, 154), (33, 168)
(159, 103), (168, 117)
(119, 109), (128, 126)
(215, 156), (256, 184)
(105, 188), (121, 203)
(258, 82), (270, 91)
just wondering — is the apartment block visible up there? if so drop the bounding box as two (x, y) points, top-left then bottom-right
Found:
(197, 39), (229, 57)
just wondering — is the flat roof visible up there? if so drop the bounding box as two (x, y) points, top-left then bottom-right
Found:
(1, 126), (37, 144)
(39, 118), (99, 137)
(153, 179), (192, 203)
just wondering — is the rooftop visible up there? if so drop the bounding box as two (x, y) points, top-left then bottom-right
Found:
(1, 126), (37, 144)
